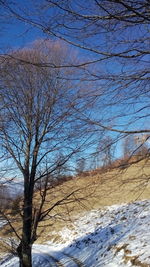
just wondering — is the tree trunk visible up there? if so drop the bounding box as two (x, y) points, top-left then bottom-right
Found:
(21, 244), (32, 267)
(17, 216), (33, 267)
(17, 243), (32, 267)
(17, 241), (32, 267)
(17, 242), (22, 267)
(19, 177), (34, 267)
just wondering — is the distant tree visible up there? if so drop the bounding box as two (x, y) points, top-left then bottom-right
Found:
(123, 134), (149, 160)
(134, 135), (149, 159)
(123, 135), (135, 158)
(97, 136), (114, 167)
(0, 184), (10, 210)
(76, 157), (86, 175)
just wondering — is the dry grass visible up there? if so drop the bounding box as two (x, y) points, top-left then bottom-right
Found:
(1, 160), (150, 248)
(37, 160), (150, 242)
(114, 243), (150, 267)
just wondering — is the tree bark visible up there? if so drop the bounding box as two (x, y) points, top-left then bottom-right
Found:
(17, 241), (32, 267)
(21, 244), (32, 267)
(18, 175), (34, 267)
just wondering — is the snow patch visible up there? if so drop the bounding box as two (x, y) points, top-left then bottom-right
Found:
(1, 199), (150, 266)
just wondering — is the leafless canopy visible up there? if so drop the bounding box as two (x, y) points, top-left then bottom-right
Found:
(0, 40), (95, 266)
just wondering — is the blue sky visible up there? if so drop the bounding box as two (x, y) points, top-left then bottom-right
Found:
(1, 0), (149, 165)
(1, 19), (44, 51)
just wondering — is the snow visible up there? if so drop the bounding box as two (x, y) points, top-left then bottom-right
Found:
(0, 220), (6, 229)
(1, 199), (150, 266)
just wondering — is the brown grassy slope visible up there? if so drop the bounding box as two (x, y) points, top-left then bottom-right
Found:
(1, 159), (150, 246)
(36, 160), (150, 242)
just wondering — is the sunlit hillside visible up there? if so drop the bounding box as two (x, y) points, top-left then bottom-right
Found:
(1, 160), (150, 266)
(1, 160), (150, 245)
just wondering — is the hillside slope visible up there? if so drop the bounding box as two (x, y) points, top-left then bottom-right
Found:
(1, 199), (150, 266)
(1, 160), (150, 265)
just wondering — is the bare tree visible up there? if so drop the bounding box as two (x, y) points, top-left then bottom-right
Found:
(0, 40), (92, 267)
(123, 135), (136, 159)
(100, 136), (115, 167)
(0, 184), (11, 210)
(123, 134), (150, 160)
(0, 1), (150, 264)
(0, 0), (149, 137)
(76, 157), (86, 175)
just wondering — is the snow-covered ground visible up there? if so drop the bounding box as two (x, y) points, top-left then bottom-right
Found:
(1, 199), (150, 266)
